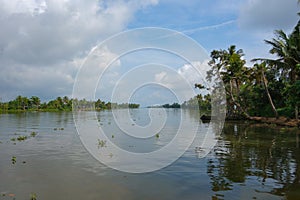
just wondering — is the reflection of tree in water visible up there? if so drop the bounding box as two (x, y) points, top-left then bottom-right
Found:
(207, 122), (300, 199)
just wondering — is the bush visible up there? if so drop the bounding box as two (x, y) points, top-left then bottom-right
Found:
(277, 107), (294, 118)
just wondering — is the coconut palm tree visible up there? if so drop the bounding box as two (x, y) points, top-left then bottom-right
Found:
(252, 17), (300, 119)
(250, 62), (278, 118)
(208, 45), (250, 118)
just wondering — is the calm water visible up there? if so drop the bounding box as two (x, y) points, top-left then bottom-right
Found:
(0, 109), (299, 200)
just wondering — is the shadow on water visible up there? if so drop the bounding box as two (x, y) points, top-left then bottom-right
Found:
(208, 121), (300, 199)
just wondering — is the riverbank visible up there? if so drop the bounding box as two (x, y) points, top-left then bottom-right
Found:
(249, 116), (300, 128)
(201, 115), (300, 128)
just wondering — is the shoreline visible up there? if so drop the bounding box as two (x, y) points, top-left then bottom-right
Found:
(249, 116), (300, 128)
(201, 115), (300, 128)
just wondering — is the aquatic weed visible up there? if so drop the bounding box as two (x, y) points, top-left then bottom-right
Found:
(17, 135), (28, 141)
(30, 193), (37, 200)
(11, 156), (16, 164)
(30, 132), (37, 137)
(98, 139), (107, 148)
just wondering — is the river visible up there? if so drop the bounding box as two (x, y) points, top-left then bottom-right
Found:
(0, 109), (299, 200)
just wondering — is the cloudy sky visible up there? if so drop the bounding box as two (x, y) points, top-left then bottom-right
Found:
(0, 0), (299, 105)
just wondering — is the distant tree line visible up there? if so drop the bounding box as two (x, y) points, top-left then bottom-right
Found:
(162, 103), (181, 108)
(0, 95), (139, 113)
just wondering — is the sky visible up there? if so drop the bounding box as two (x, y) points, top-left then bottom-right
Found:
(0, 0), (299, 106)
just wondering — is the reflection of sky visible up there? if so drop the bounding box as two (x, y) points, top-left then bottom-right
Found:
(74, 108), (210, 173)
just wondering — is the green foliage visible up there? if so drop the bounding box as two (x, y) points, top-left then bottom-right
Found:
(17, 135), (28, 141)
(11, 156), (16, 164)
(206, 45), (250, 118)
(181, 94), (211, 112)
(162, 103), (181, 108)
(0, 96), (140, 113)
(284, 80), (300, 108)
(30, 193), (37, 200)
(196, 15), (300, 119)
(30, 132), (37, 137)
(98, 139), (106, 148)
(277, 107), (294, 118)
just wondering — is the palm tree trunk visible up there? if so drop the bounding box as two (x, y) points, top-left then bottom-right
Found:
(229, 80), (250, 119)
(296, 105), (299, 120)
(262, 72), (278, 118)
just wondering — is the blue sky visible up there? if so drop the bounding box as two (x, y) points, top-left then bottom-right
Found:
(128, 0), (299, 60)
(0, 0), (299, 105)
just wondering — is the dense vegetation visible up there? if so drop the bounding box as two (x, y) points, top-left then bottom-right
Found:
(0, 95), (139, 113)
(194, 14), (300, 119)
(162, 103), (181, 108)
(182, 94), (211, 111)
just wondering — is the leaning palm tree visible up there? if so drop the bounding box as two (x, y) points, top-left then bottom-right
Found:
(250, 62), (278, 118)
(252, 17), (300, 119)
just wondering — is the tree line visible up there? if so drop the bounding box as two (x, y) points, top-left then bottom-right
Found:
(195, 13), (300, 119)
(0, 95), (139, 112)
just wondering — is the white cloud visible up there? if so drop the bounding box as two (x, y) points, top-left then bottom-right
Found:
(177, 61), (209, 86)
(0, 0), (47, 16)
(238, 0), (299, 32)
(0, 61), (76, 101)
(154, 71), (167, 82)
(0, 0), (158, 100)
(151, 60), (210, 103)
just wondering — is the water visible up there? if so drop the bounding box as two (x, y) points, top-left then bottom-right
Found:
(0, 109), (299, 200)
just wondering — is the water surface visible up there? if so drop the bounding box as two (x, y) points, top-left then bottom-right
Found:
(0, 110), (299, 199)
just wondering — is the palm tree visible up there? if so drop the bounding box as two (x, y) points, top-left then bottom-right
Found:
(208, 45), (250, 118)
(250, 62), (278, 118)
(252, 17), (300, 119)
(30, 96), (40, 110)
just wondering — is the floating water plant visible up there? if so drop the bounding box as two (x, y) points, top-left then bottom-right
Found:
(155, 133), (160, 138)
(112, 135), (114, 138)
(11, 138), (16, 142)
(30, 132), (37, 137)
(98, 139), (106, 148)
(17, 135), (28, 141)
(54, 127), (64, 131)
(30, 193), (37, 200)
(11, 156), (16, 164)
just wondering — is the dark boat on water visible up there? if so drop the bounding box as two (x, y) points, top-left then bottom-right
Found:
(200, 115), (245, 122)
